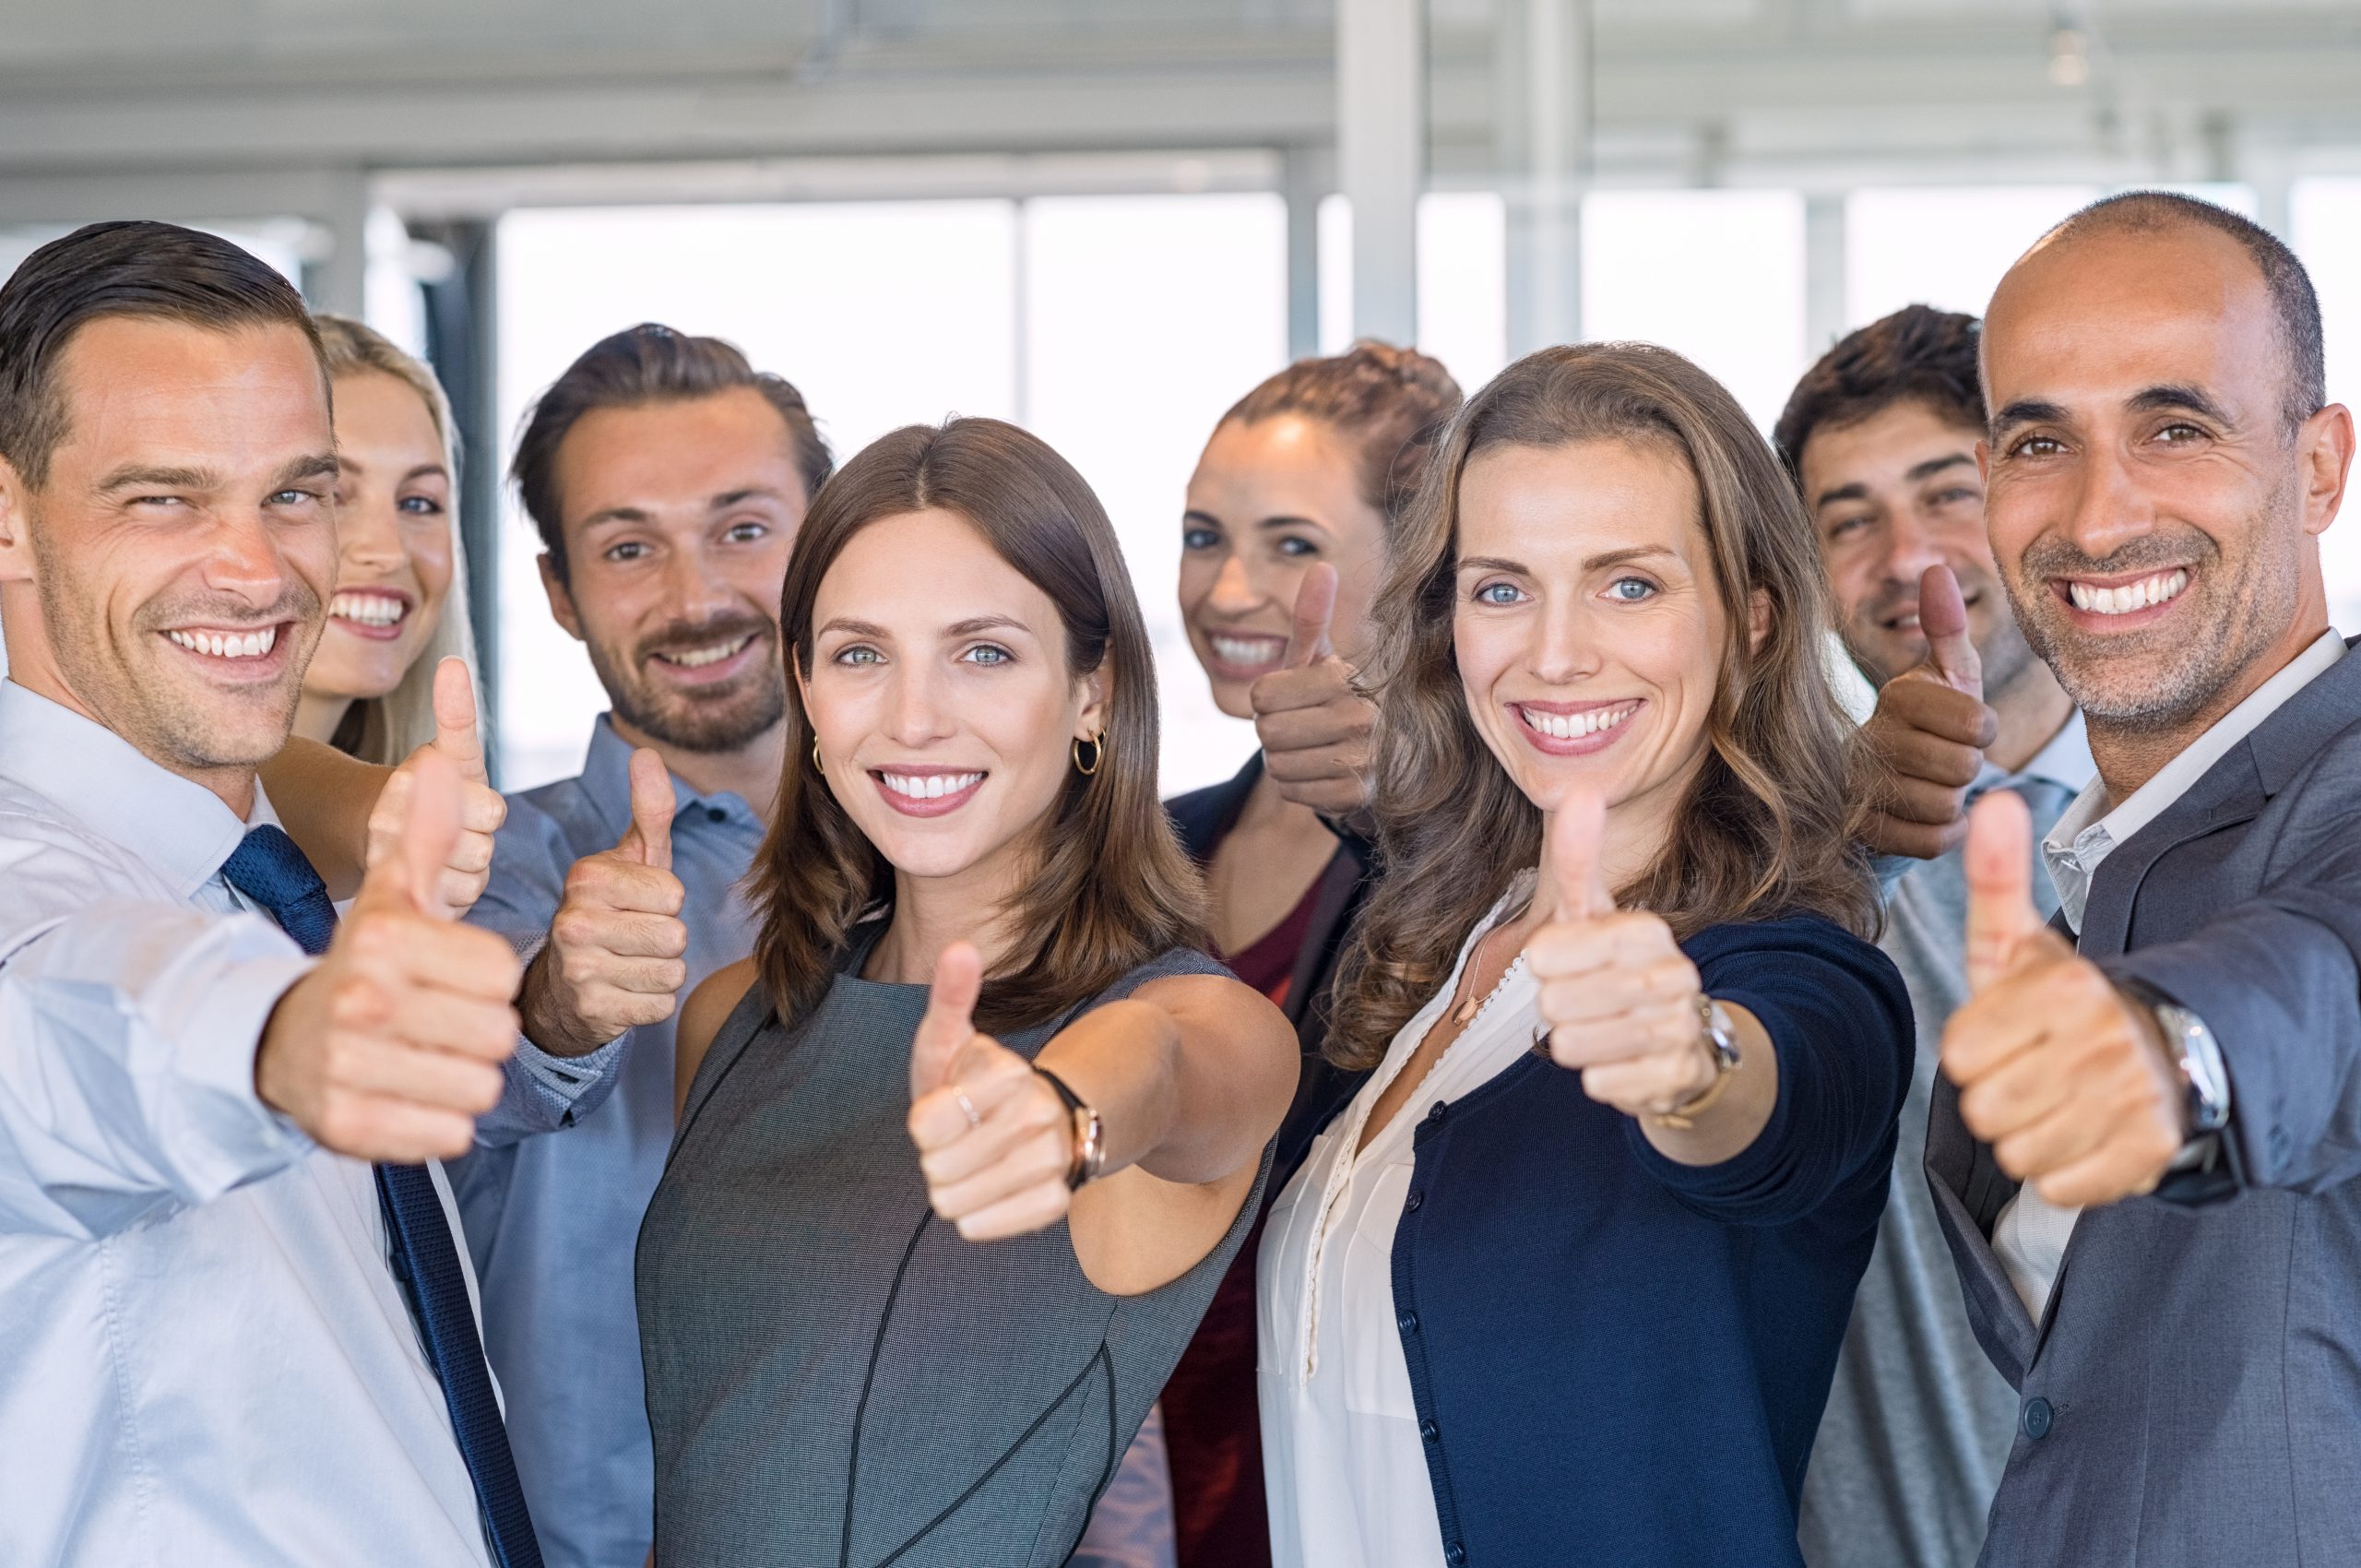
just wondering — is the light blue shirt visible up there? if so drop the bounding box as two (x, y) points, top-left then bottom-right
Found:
(0, 679), (623, 1568)
(449, 715), (766, 1568)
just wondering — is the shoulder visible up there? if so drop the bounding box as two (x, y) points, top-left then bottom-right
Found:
(1107, 944), (1233, 1000)
(0, 782), (168, 909)
(682, 957), (762, 1055)
(1686, 913), (1911, 1018)
(1163, 754), (1260, 861)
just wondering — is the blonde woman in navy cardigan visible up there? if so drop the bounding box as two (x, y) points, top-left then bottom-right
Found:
(1256, 343), (1914, 1568)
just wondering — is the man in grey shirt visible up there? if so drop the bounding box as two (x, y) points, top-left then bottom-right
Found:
(448, 324), (832, 1568)
(1774, 306), (2090, 1568)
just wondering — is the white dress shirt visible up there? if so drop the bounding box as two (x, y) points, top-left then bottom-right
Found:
(1258, 879), (1534, 1568)
(0, 680), (616, 1567)
(1994, 629), (2347, 1320)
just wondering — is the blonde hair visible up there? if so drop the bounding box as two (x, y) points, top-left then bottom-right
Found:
(311, 314), (484, 765)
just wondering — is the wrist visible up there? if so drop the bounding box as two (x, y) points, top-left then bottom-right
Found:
(516, 945), (594, 1057)
(1033, 1065), (1106, 1189)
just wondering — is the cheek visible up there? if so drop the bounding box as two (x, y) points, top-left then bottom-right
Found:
(409, 532), (455, 606)
(1175, 552), (1218, 612)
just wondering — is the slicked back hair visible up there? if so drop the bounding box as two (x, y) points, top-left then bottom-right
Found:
(2034, 190), (2325, 437)
(1218, 340), (1464, 520)
(511, 323), (833, 582)
(1774, 305), (1985, 478)
(0, 220), (323, 490)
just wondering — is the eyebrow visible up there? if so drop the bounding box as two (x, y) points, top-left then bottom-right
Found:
(1905, 451), (1977, 484)
(2126, 383), (2235, 425)
(95, 451), (338, 495)
(711, 486), (787, 510)
(1458, 544), (1679, 575)
(817, 613), (1035, 642)
(337, 457), (449, 485)
(1180, 508), (1333, 535)
(1990, 398), (2071, 438)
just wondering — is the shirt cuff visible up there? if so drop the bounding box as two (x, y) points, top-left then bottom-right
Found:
(167, 952), (320, 1185)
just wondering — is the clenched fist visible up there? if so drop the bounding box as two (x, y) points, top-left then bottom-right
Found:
(257, 750), (525, 1162)
(517, 747), (688, 1058)
(1857, 564), (2000, 861)
(366, 659), (506, 919)
(1249, 564), (1376, 820)
(1528, 788), (1727, 1119)
(1940, 791), (2186, 1206)
(907, 943), (1077, 1241)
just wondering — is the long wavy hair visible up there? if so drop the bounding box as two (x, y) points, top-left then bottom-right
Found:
(747, 417), (1205, 1033)
(1327, 342), (1878, 1071)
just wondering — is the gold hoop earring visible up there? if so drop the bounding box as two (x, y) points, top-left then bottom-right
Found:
(811, 736), (825, 777)
(1072, 730), (1106, 777)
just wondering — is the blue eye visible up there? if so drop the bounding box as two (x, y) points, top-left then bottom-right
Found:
(1182, 526), (1221, 551)
(834, 645), (884, 666)
(1606, 577), (1655, 602)
(397, 495), (444, 517)
(962, 644), (1013, 666)
(1474, 581), (1524, 606)
(1276, 536), (1321, 559)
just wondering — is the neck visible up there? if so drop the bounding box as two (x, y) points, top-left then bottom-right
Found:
(869, 838), (1038, 987)
(609, 712), (788, 811)
(1240, 763), (1333, 841)
(2088, 612), (2332, 802)
(1983, 659), (2076, 776)
(1527, 768), (1682, 926)
(291, 690), (353, 746)
(4, 653), (261, 819)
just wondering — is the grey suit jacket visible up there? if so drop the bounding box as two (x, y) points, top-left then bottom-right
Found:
(1928, 636), (2361, 1568)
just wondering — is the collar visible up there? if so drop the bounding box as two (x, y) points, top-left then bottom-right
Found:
(0, 677), (277, 899)
(575, 712), (758, 841)
(2011, 707), (2096, 798)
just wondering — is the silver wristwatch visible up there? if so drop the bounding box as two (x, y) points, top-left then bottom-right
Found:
(2151, 999), (2232, 1140)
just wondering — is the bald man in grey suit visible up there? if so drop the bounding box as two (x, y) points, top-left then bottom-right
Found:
(1928, 190), (2361, 1567)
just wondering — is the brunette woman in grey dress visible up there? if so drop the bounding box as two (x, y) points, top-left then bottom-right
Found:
(637, 417), (1297, 1568)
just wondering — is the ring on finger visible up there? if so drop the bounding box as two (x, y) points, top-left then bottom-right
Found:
(953, 1087), (982, 1128)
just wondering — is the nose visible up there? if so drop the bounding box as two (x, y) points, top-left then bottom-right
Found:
(204, 505), (298, 613)
(1876, 510), (1944, 593)
(334, 491), (403, 583)
(2058, 442), (2155, 563)
(1528, 593), (1604, 685)
(884, 659), (957, 749)
(1204, 552), (1264, 617)
(662, 538), (741, 627)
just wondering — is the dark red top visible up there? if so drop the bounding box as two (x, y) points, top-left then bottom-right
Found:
(1158, 869), (1328, 1568)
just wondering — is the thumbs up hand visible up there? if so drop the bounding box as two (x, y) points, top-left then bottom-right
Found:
(1939, 792), (2187, 1206)
(1526, 789), (1722, 1120)
(907, 943), (1077, 1241)
(1250, 564), (1378, 819)
(257, 750), (527, 1161)
(368, 659), (508, 920)
(1857, 564), (2003, 861)
(516, 747), (690, 1059)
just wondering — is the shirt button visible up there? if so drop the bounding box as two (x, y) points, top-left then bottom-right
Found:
(1419, 1419), (1440, 1443)
(1397, 1310), (1419, 1334)
(1426, 1100), (1448, 1123)
(706, 806), (728, 824)
(1404, 1191), (1424, 1213)
(1446, 1547), (1466, 1565)
(2023, 1396), (2054, 1440)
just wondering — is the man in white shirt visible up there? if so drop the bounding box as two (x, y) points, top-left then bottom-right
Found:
(1928, 191), (2361, 1567)
(0, 220), (621, 1566)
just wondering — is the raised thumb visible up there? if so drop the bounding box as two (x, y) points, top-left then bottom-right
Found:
(430, 657), (490, 785)
(1543, 785), (1612, 921)
(1964, 790), (2041, 992)
(1916, 564), (1984, 700)
(1282, 563), (1338, 671)
(911, 942), (983, 1099)
(366, 747), (462, 917)
(620, 748), (675, 871)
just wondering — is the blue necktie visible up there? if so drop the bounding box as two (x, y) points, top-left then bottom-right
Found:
(220, 826), (545, 1568)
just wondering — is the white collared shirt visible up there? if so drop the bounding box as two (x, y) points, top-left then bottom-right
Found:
(0, 679), (612, 1567)
(1258, 877), (1536, 1568)
(1993, 630), (2347, 1321)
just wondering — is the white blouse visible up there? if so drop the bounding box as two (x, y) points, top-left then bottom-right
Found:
(1258, 880), (1540, 1568)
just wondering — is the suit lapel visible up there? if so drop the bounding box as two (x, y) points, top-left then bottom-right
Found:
(2074, 743), (2267, 959)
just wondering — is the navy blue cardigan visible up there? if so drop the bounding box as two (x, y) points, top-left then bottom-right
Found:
(1391, 913), (1912, 1568)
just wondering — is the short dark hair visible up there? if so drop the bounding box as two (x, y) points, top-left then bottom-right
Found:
(1774, 305), (1984, 479)
(1219, 339), (1464, 520)
(511, 323), (834, 581)
(0, 220), (322, 489)
(2037, 189), (2326, 437)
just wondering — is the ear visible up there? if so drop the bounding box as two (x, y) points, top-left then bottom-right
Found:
(538, 552), (585, 643)
(1747, 587), (1773, 657)
(1975, 436), (1992, 484)
(1074, 662), (1112, 742)
(0, 455), (31, 584)
(2300, 404), (2355, 540)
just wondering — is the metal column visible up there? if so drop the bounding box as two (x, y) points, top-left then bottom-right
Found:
(1337, 0), (1424, 345)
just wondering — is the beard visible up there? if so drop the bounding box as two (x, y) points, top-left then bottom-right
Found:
(586, 610), (788, 755)
(2001, 504), (2298, 733)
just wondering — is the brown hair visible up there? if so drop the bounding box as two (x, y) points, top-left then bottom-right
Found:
(0, 220), (323, 490)
(1328, 342), (1879, 1071)
(1774, 304), (1984, 479)
(748, 417), (1205, 1033)
(511, 322), (833, 582)
(1219, 340), (1464, 519)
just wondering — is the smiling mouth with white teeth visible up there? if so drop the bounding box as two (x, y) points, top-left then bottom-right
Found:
(652, 633), (758, 671)
(1520, 702), (1639, 741)
(329, 590), (409, 630)
(166, 626), (279, 660)
(2064, 568), (2189, 617)
(879, 770), (986, 802)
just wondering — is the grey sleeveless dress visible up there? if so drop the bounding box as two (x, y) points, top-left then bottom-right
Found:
(636, 937), (1271, 1568)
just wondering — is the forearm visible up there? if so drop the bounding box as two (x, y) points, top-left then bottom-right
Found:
(1035, 994), (1281, 1186)
(1635, 1002), (1780, 1167)
(258, 737), (391, 900)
